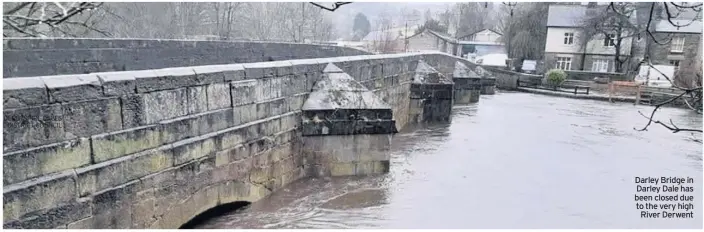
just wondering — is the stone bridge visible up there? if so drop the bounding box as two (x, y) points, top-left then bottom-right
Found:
(3, 39), (496, 229)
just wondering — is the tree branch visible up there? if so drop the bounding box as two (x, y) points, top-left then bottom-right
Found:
(309, 2), (351, 12)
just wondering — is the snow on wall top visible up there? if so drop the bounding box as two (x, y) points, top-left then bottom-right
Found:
(452, 61), (480, 79)
(413, 60), (453, 84)
(302, 63), (391, 110)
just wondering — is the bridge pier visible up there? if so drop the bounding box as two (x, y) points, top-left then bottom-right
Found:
(301, 64), (396, 177)
(408, 60), (454, 123)
(452, 61), (482, 104)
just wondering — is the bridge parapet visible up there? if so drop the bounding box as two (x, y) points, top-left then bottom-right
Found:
(2, 51), (492, 229)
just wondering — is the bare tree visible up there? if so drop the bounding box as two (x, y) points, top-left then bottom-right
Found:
(578, 3), (641, 73)
(3, 2), (109, 37)
(370, 11), (399, 54)
(623, 2), (704, 135)
(498, 2), (549, 71)
(456, 2), (494, 38)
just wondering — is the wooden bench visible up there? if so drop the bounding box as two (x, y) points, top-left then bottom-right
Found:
(561, 84), (591, 95)
(517, 79), (591, 95)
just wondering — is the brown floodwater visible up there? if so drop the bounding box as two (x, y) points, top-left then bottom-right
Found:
(195, 91), (703, 229)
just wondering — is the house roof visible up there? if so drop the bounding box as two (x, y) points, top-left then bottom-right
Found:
(546, 5), (589, 27)
(457, 28), (503, 40)
(547, 4), (638, 27)
(405, 28), (459, 43)
(654, 20), (703, 33)
(362, 26), (420, 41)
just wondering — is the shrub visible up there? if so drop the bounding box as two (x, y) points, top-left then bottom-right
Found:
(546, 69), (566, 86)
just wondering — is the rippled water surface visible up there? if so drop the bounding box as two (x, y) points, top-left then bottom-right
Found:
(197, 92), (703, 229)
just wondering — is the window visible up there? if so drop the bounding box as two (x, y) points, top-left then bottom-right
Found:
(591, 59), (609, 72)
(564, 33), (574, 45)
(556, 57), (572, 70)
(669, 60), (680, 72)
(671, 37), (685, 52)
(604, 34), (616, 47)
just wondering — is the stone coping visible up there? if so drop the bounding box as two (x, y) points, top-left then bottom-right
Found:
(3, 51), (452, 94)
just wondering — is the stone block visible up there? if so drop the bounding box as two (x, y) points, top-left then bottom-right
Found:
(191, 65), (227, 84)
(158, 113), (200, 145)
(62, 97), (122, 137)
(3, 170), (77, 222)
(268, 97), (287, 116)
(170, 135), (217, 166)
(330, 163), (356, 176)
(3, 104), (66, 153)
(42, 74), (102, 103)
(136, 68), (197, 93)
(96, 71), (151, 96)
(76, 147), (170, 197)
(3, 138), (91, 185)
(207, 83), (231, 110)
(3, 77), (48, 109)
(216, 127), (246, 151)
(230, 80), (257, 106)
(141, 88), (188, 124)
(256, 101), (271, 121)
(67, 216), (94, 229)
(217, 181), (253, 204)
(234, 103), (257, 126)
(90, 182), (137, 228)
(187, 86), (208, 114)
(287, 93), (307, 111)
(124, 148), (174, 183)
(7, 200), (92, 229)
(91, 125), (161, 163)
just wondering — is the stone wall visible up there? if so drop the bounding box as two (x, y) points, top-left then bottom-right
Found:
(3, 38), (371, 78)
(564, 70), (631, 81)
(2, 51), (469, 229)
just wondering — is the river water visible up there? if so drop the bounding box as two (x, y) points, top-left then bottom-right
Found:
(197, 92), (703, 229)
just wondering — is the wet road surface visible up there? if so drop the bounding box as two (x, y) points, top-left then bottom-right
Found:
(196, 92), (703, 229)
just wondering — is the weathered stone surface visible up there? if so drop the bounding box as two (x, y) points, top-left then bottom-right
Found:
(141, 88), (188, 124)
(207, 83), (231, 110)
(136, 68), (198, 93)
(76, 147), (172, 196)
(90, 182), (138, 228)
(187, 86), (208, 114)
(96, 70), (152, 96)
(3, 170), (77, 222)
(170, 135), (217, 166)
(3, 77), (48, 109)
(7, 200), (91, 229)
(62, 97), (122, 137)
(91, 125), (161, 163)
(3, 138), (91, 185)
(42, 74), (102, 103)
(231, 80), (257, 106)
(4, 104), (66, 153)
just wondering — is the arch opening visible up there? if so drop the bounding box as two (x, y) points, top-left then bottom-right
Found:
(179, 201), (252, 229)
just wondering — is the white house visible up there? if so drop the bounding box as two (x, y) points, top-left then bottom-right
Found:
(543, 3), (636, 73)
(456, 29), (505, 58)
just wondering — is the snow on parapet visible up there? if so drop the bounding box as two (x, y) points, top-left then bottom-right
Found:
(322, 63), (344, 73)
(302, 63), (391, 110)
(453, 61), (480, 79)
(413, 60), (452, 84)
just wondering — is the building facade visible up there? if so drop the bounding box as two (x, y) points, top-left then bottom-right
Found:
(543, 4), (636, 73)
(456, 29), (505, 58)
(647, 19), (702, 83)
(405, 28), (461, 56)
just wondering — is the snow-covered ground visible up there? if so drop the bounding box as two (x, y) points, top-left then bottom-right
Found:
(475, 53), (507, 67)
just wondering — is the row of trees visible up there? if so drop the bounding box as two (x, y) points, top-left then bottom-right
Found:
(3, 2), (337, 42)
